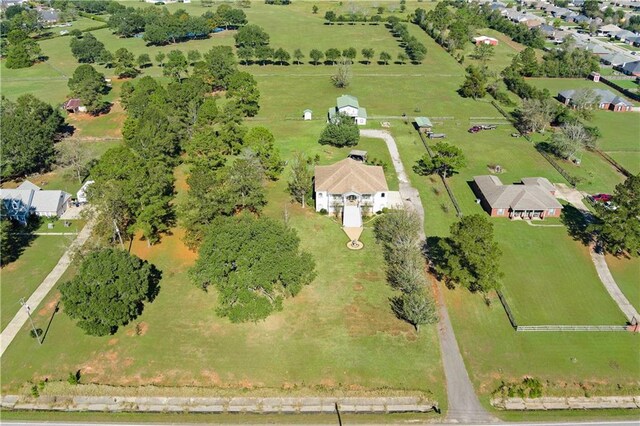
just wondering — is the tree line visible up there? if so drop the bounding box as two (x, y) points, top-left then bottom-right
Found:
(107, 4), (247, 45)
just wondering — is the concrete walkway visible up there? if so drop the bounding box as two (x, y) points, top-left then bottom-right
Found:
(0, 218), (95, 357)
(360, 130), (495, 423)
(554, 184), (639, 324)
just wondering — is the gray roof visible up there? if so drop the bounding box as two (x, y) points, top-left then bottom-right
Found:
(559, 89), (634, 107)
(17, 180), (41, 191)
(38, 9), (59, 22)
(357, 107), (367, 119)
(474, 176), (563, 211)
(0, 186), (71, 216)
(601, 52), (636, 66)
(622, 60), (640, 74)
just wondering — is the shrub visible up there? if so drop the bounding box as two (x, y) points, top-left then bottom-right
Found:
(319, 208), (328, 215)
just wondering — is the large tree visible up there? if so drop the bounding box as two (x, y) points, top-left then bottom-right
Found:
(318, 114), (360, 147)
(60, 249), (159, 336)
(591, 174), (640, 257)
(70, 33), (107, 63)
(309, 49), (324, 65)
(287, 152), (314, 208)
(516, 98), (556, 134)
(234, 24), (270, 49)
(413, 142), (466, 178)
(459, 65), (487, 99)
(243, 126), (283, 180)
(1, 95), (64, 179)
(113, 47), (139, 78)
(434, 214), (503, 293)
(391, 290), (437, 332)
(548, 122), (597, 160)
(5, 37), (41, 69)
(331, 61), (352, 88)
(190, 215), (316, 322)
(226, 71), (260, 117)
(163, 50), (188, 81)
(68, 64), (108, 114)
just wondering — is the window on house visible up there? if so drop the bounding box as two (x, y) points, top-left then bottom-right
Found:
(497, 209), (504, 215)
(381, 193), (385, 198)
(549, 209), (555, 215)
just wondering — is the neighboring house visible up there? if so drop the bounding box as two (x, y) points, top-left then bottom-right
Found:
(415, 116), (433, 133)
(38, 9), (60, 24)
(597, 24), (623, 36)
(473, 36), (499, 45)
(472, 175), (563, 220)
(558, 89), (634, 111)
(539, 24), (557, 38)
(620, 60), (640, 76)
(600, 52), (636, 66)
(314, 158), (389, 227)
(613, 30), (638, 42)
(328, 94), (367, 125)
(303, 109), (312, 120)
(579, 42), (611, 56)
(63, 98), (87, 113)
(573, 14), (591, 24)
(0, 0), (26, 10)
(0, 181), (71, 224)
(76, 180), (95, 204)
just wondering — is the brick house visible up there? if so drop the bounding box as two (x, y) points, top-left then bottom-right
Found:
(472, 176), (563, 220)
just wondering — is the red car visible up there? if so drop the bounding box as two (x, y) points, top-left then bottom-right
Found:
(468, 126), (482, 133)
(591, 193), (612, 202)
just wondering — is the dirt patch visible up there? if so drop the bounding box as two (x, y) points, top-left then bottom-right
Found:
(174, 167), (190, 192)
(108, 338), (118, 346)
(353, 283), (364, 291)
(201, 370), (222, 386)
(37, 294), (60, 317)
(130, 228), (198, 267)
(319, 378), (336, 388)
(343, 296), (416, 339)
(354, 271), (381, 282)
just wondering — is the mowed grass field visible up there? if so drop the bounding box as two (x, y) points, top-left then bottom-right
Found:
(0, 235), (72, 329)
(606, 255), (640, 313)
(1, 165), (446, 404)
(1, 0), (638, 407)
(526, 77), (639, 178)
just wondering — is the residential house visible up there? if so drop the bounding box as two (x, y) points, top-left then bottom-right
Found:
(473, 36), (499, 45)
(539, 24), (557, 38)
(620, 60), (640, 76)
(38, 9), (60, 25)
(614, 30), (638, 42)
(558, 89), (634, 111)
(314, 158), (390, 226)
(0, 0), (26, 10)
(579, 42), (611, 56)
(471, 175), (562, 220)
(600, 52), (636, 66)
(597, 24), (623, 36)
(0, 181), (71, 224)
(328, 94), (367, 125)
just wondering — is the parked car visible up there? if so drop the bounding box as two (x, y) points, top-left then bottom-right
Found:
(590, 193), (612, 202)
(481, 125), (497, 130)
(604, 201), (618, 211)
(468, 126), (482, 133)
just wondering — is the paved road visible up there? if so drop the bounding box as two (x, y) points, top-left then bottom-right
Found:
(0, 218), (95, 357)
(360, 130), (495, 423)
(553, 184), (639, 324)
(3, 420), (640, 426)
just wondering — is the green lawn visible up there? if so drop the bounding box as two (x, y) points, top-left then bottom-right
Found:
(0, 235), (73, 330)
(495, 222), (626, 325)
(606, 255), (640, 313)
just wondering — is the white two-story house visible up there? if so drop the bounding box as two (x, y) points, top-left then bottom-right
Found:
(314, 158), (388, 227)
(327, 95), (367, 125)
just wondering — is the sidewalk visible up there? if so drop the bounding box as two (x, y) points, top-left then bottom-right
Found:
(0, 218), (95, 357)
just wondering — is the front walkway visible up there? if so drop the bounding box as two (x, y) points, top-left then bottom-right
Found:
(0, 218), (96, 357)
(554, 184), (639, 324)
(360, 129), (496, 423)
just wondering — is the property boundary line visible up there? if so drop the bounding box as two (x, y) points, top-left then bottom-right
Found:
(417, 131), (463, 217)
(594, 149), (632, 177)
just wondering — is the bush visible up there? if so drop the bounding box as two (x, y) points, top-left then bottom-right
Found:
(319, 208), (328, 215)
(67, 371), (80, 385)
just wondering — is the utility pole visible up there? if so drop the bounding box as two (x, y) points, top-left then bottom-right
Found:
(20, 298), (42, 345)
(113, 219), (124, 249)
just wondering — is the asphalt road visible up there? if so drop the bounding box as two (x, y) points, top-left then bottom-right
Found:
(2, 420), (640, 426)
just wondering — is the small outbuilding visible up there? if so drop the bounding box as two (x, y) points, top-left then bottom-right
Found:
(303, 109), (312, 120)
(415, 116), (433, 133)
(63, 98), (87, 113)
(348, 150), (367, 162)
(76, 180), (95, 204)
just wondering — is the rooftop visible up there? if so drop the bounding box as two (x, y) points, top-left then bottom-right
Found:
(315, 158), (388, 194)
(474, 176), (562, 211)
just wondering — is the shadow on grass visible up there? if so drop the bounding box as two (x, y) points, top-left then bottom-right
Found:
(561, 205), (593, 246)
(1, 216), (42, 266)
(40, 301), (60, 344)
(423, 236), (454, 289)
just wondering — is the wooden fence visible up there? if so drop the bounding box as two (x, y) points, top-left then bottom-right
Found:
(417, 131), (463, 217)
(599, 76), (640, 102)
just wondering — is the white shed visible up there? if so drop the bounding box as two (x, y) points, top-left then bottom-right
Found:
(76, 180), (95, 204)
(303, 109), (312, 120)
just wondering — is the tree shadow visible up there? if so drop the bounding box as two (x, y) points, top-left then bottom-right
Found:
(40, 301), (60, 344)
(146, 264), (163, 303)
(560, 204), (593, 246)
(1, 216), (42, 266)
(422, 236), (452, 287)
